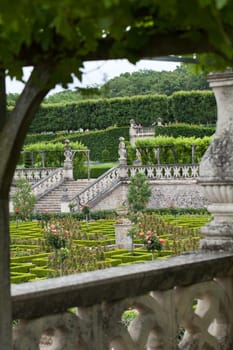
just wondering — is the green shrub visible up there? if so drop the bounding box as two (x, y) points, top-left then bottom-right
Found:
(169, 91), (216, 124)
(155, 123), (215, 138)
(11, 273), (36, 284)
(29, 95), (169, 133)
(90, 165), (113, 178)
(24, 126), (129, 162)
(11, 263), (35, 273)
(30, 267), (54, 278)
(135, 135), (213, 164)
(102, 149), (110, 162)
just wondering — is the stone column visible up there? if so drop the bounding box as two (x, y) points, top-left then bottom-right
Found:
(63, 139), (73, 180)
(198, 70), (233, 251)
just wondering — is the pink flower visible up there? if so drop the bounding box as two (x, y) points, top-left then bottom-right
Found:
(51, 224), (56, 230)
(51, 229), (57, 234)
(147, 240), (152, 244)
(159, 238), (165, 245)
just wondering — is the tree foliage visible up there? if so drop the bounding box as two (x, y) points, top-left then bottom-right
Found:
(99, 66), (209, 97)
(13, 178), (36, 220)
(127, 173), (152, 214)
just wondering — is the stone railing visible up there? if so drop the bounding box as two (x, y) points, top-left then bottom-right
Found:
(125, 164), (199, 179)
(32, 168), (64, 198)
(64, 164), (199, 210)
(12, 252), (233, 349)
(69, 166), (121, 209)
(13, 167), (58, 183)
(135, 126), (154, 135)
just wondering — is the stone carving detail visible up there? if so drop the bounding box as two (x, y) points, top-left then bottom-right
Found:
(13, 279), (232, 349)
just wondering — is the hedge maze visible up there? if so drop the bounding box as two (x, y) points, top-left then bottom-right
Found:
(10, 214), (211, 284)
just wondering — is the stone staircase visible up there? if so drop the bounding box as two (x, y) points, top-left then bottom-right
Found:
(35, 179), (93, 213)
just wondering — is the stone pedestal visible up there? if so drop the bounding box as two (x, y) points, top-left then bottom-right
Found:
(115, 219), (132, 249)
(64, 160), (73, 180)
(198, 70), (233, 251)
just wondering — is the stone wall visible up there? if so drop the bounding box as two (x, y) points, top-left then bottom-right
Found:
(92, 179), (208, 210)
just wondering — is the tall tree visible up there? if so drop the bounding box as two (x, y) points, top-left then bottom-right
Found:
(100, 66), (209, 97)
(1, 1), (233, 348)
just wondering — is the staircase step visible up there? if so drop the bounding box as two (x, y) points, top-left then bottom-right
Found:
(35, 179), (94, 213)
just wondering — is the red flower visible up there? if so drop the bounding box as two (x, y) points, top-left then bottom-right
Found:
(15, 207), (19, 213)
(159, 238), (165, 245)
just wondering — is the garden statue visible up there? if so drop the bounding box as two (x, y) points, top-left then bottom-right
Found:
(64, 139), (72, 161)
(64, 139), (73, 180)
(118, 136), (127, 165)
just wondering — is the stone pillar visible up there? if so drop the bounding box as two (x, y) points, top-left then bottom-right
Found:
(115, 219), (133, 249)
(198, 70), (233, 251)
(63, 139), (73, 180)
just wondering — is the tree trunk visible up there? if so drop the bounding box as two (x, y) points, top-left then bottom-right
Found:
(0, 64), (53, 349)
(0, 197), (12, 349)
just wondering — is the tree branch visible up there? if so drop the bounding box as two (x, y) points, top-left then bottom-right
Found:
(0, 64), (54, 195)
(16, 27), (223, 67)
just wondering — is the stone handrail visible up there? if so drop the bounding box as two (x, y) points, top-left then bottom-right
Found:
(12, 252), (233, 349)
(13, 167), (58, 183)
(70, 166), (121, 209)
(32, 168), (64, 198)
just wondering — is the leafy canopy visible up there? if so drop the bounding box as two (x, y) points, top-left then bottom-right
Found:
(1, 0), (233, 86)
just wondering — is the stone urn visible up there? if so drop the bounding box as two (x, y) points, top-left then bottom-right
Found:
(198, 70), (233, 251)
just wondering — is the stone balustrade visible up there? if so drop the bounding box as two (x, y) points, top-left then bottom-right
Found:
(70, 167), (121, 209)
(13, 167), (59, 183)
(32, 168), (64, 198)
(66, 164), (199, 211)
(126, 164), (199, 179)
(135, 126), (154, 135)
(12, 252), (233, 349)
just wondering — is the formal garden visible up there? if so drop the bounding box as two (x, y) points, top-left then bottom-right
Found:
(10, 210), (211, 284)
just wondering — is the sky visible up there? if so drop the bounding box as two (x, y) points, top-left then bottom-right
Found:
(6, 59), (179, 95)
